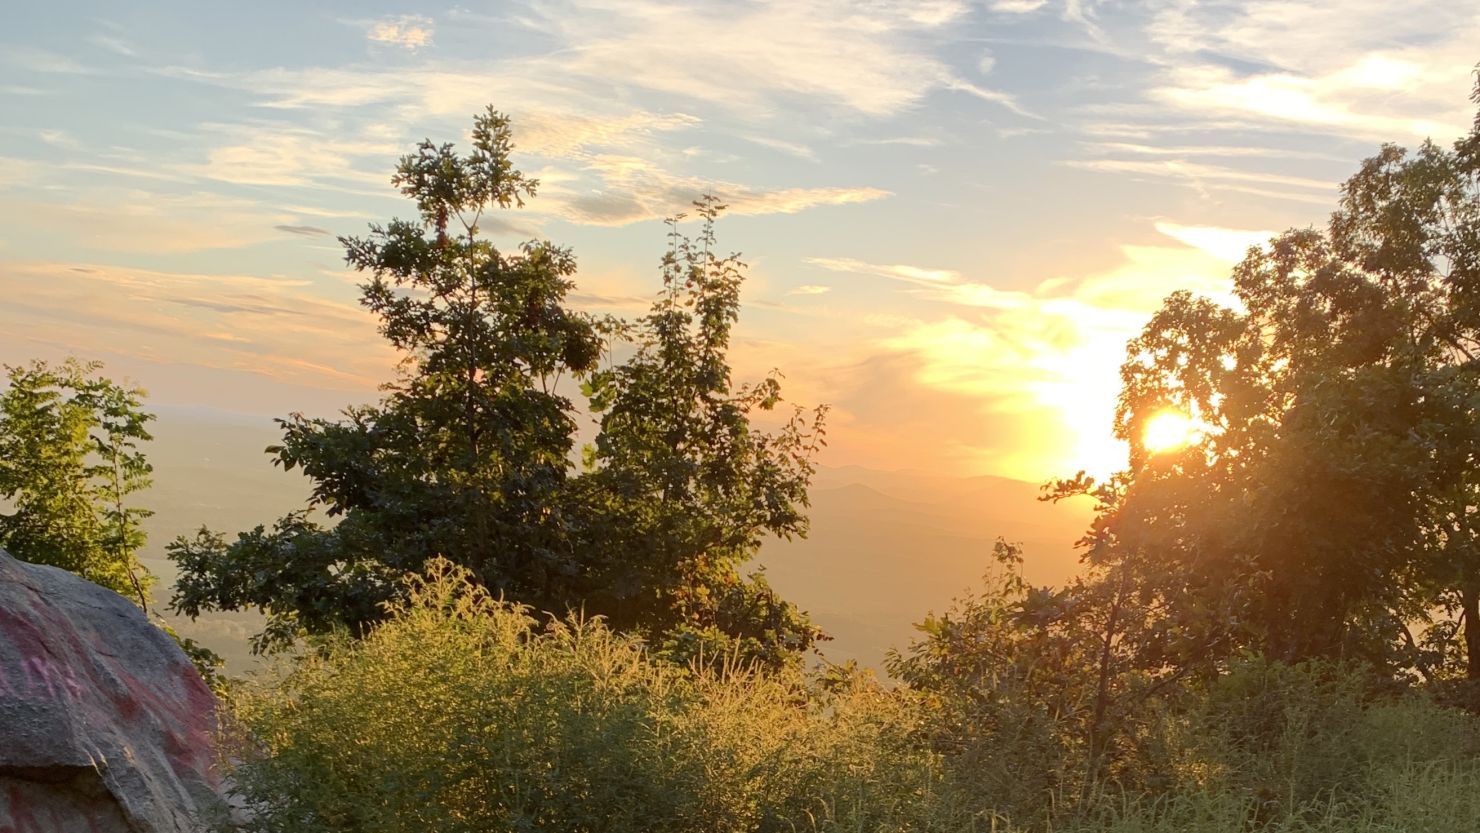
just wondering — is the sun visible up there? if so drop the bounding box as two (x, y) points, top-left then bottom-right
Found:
(1142, 409), (1195, 454)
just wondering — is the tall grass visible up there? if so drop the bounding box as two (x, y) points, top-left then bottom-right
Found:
(218, 563), (1480, 833)
(221, 561), (950, 833)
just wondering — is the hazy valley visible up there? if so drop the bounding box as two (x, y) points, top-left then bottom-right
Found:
(140, 407), (1093, 674)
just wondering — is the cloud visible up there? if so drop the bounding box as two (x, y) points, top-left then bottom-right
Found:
(201, 0), (1022, 124)
(821, 222), (1257, 478)
(805, 257), (962, 286)
(568, 291), (657, 313)
(1141, 0), (1477, 143)
(0, 261), (392, 393)
(1151, 63), (1465, 141)
(0, 188), (303, 253)
(854, 136), (943, 147)
(1079, 140), (1344, 162)
(945, 79), (1039, 119)
(1, 47), (92, 75)
(135, 3), (968, 236)
(742, 135), (818, 161)
(0, 157), (35, 186)
(365, 15), (435, 50)
(188, 125), (400, 188)
(516, 0), (985, 119)
(989, 0), (1048, 12)
(1066, 157), (1338, 204)
(789, 285), (832, 296)
(514, 111), (702, 159)
(1154, 221), (1273, 263)
(37, 129), (80, 149)
(546, 156), (889, 225)
(274, 224), (333, 237)
(88, 34), (137, 58)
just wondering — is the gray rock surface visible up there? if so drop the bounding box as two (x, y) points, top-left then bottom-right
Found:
(0, 548), (222, 832)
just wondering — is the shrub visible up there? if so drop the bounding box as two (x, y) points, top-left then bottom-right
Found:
(220, 560), (944, 833)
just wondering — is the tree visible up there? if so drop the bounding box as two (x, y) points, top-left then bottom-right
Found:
(1061, 78), (1480, 680)
(171, 108), (826, 665)
(572, 198), (827, 665)
(171, 108), (600, 650)
(0, 358), (155, 606)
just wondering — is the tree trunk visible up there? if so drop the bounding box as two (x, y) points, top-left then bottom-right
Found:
(1083, 566), (1128, 802)
(1463, 585), (1480, 680)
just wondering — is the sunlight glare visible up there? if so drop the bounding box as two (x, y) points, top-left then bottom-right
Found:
(1143, 410), (1194, 454)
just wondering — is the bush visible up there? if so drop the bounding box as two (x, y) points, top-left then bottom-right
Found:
(220, 560), (945, 833)
(1058, 659), (1480, 832)
(218, 564), (1480, 833)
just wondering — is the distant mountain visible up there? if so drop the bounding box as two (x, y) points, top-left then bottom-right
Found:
(136, 408), (1094, 675)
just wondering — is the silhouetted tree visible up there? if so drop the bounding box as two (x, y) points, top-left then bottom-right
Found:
(1060, 78), (1480, 679)
(170, 108), (826, 665)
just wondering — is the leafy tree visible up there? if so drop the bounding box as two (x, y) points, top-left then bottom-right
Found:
(1057, 79), (1480, 680)
(0, 358), (155, 606)
(571, 198), (827, 666)
(171, 108), (826, 665)
(889, 533), (1224, 821)
(172, 108), (599, 649)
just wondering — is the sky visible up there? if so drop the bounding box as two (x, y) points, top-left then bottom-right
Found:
(2, 1), (1478, 483)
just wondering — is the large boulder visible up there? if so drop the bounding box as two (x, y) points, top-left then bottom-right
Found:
(0, 548), (223, 832)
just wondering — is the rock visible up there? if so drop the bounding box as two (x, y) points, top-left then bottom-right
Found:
(0, 548), (223, 832)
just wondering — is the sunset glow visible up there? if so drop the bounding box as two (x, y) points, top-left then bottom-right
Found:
(2, 3), (1476, 484)
(1142, 410), (1196, 455)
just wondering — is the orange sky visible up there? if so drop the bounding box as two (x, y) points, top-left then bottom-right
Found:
(3, 2), (1477, 483)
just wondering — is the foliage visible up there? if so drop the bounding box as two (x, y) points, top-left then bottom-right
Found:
(170, 108), (598, 649)
(169, 107), (824, 666)
(220, 561), (1480, 833)
(220, 560), (940, 833)
(572, 196), (828, 666)
(888, 536), (1232, 827)
(1034, 78), (1480, 687)
(1053, 659), (1480, 833)
(0, 357), (155, 605)
(887, 538), (1096, 821)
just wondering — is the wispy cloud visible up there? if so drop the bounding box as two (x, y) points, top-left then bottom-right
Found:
(1, 46), (93, 75)
(225, 0), (1024, 124)
(805, 257), (962, 286)
(515, 0), (993, 119)
(364, 15), (435, 50)
(819, 221), (1259, 477)
(989, 0), (1049, 12)
(1066, 157), (1338, 204)
(547, 156), (888, 225)
(1141, 0), (1476, 143)
(854, 136), (944, 148)
(187, 125), (399, 188)
(743, 135), (818, 161)
(0, 188), (304, 253)
(0, 261), (390, 391)
(1154, 221), (1273, 263)
(87, 34), (137, 58)
(274, 224), (332, 237)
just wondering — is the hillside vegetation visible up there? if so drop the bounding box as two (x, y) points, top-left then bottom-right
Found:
(222, 561), (1480, 833)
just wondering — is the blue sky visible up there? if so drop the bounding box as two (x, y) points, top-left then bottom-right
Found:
(2, 0), (1477, 480)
